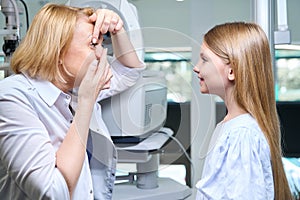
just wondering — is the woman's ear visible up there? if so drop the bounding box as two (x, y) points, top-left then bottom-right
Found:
(227, 67), (235, 81)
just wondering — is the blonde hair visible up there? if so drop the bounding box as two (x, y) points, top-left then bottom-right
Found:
(10, 3), (94, 84)
(204, 22), (293, 200)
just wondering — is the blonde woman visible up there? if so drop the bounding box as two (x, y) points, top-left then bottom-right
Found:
(0, 3), (144, 200)
(193, 22), (293, 200)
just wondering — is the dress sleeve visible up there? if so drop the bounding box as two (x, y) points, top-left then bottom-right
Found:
(196, 127), (274, 200)
(0, 88), (69, 199)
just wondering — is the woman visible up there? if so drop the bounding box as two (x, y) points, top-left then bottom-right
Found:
(193, 22), (293, 200)
(0, 3), (144, 200)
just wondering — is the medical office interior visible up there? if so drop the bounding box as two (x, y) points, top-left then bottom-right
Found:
(1, 0), (300, 199)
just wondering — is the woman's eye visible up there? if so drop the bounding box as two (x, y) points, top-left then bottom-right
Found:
(89, 42), (98, 49)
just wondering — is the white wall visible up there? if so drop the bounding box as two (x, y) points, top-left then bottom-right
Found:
(284, 0), (300, 43)
(128, 0), (192, 49)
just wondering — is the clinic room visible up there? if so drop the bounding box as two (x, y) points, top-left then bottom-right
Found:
(0, 0), (300, 199)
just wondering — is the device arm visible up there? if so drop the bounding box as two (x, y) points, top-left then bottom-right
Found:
(0, 0), (20, 60)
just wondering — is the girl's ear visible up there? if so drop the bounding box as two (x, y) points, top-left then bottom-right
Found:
(227, 67), (235, 81)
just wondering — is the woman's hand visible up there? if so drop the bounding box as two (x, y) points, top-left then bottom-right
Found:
(89, 8), (143, 69)
(78, 48), (112, 103)
(89, 9), (124, 44)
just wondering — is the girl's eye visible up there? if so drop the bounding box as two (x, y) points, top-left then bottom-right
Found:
(201, 57), (208, 63)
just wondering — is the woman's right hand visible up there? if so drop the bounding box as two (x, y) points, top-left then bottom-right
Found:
(56, 49), (112, 198)
(78, 47), (112, 104)
(56, 48), (112, 197)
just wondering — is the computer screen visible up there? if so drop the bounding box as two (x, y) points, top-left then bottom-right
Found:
(100, 70), (168, 143)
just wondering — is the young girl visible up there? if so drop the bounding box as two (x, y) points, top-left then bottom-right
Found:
(193, 22), (293, 200)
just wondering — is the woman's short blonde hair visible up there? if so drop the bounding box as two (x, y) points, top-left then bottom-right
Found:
(10, 3), (94, 83)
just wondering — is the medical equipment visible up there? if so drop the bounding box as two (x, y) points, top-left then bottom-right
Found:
(112, 127), (192, 200)
(0, 0), (19, 77)
(101, 69), (191, 200)
(101, 70), (167, 141)
(0, 0), (19, 61)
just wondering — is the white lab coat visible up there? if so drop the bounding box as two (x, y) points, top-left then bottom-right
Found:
(0, 57), (144, 200)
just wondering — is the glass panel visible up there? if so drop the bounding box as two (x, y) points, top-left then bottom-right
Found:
(275, 45), (300, 101)
(144, 51), (192, 103)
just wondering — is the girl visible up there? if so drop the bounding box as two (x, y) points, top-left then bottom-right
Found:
(193, 22), (293, 200)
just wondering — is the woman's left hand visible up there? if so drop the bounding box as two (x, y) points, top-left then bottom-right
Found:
(89, 9), (124, 44)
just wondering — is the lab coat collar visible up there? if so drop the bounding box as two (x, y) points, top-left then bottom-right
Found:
(23, 73), (65, 107)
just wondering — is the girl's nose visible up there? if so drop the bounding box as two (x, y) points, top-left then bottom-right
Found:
(193, 65), (199, 73)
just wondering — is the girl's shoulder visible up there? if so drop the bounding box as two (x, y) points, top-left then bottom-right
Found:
(217, 113), (270, 155)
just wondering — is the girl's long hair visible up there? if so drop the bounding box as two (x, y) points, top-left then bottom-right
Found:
(204, 22), (293, 200)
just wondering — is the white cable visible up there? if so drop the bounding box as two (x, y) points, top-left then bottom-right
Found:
(158, 130), (195, 183)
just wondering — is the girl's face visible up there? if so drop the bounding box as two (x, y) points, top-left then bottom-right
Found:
(63, 15), (112, 88)
(193, 42), (234, 99)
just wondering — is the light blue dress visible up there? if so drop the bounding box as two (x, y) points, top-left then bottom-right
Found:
(196, 114), (274, 200)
